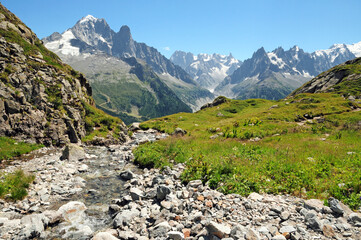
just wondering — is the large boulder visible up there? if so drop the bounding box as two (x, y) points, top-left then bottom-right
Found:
(60, 144), (85, 161)
(58, 201), (87, 223)
(19, 214), (46, 239)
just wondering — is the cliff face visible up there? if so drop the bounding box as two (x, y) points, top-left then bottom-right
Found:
(0, 4), (100, 146)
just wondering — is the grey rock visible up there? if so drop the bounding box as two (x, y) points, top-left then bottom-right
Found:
(257, 226), (269, 234)
(93, 232), (119, 240)
(279, 225), (296, 233)
(149, 221), (171, 238)
(129, 122), (141, 131)
(248, 192), (264, 201)
(168, 231), (184, 240)
(271, 235), (287, 240)
(245, 228), (261, 240)
(230, 225), (247, 238)
(60, 144), (85, 161)
(270, 206), (283, 214)
(172, 127), (187, 136)
(304, 199), (324, 212)
(78, 164), (89, 172)
(42, 210), (63, 226)
(119, 170), (135, 180)
(130, 187), (144, 201)
(307, 216), (323, 232)
(157, 185), (171, 201)
(58, 201), (87, 223)
(206, 221), (231, 238)
(20, 213), (46, 239)
(113, 208), (140, 228)
(348, 212), (361, 226)
(328, 197), (344, 215)
(299, 208), (308, 217)
(290, 231), (302, 240)
(187, 179), (203, 188)
(280, 211), (290, 221)
(304, 210), (317, 220)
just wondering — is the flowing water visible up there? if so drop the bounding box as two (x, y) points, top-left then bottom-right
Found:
(46, 130), (167, 239)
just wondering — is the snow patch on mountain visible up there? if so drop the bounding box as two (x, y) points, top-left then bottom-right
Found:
(79, 15), (97, 24)
(347, 41), (361, 57)
(267, 52), (285, 68)
(45, 30), (80, 56)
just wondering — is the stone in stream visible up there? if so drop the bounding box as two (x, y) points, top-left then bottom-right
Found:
(119, 170), (135, 180)
(58, 201), (87, 223)
(19, 213), (46, 239)
(43, 210), (63, 226)
(60, 144), (85, 161)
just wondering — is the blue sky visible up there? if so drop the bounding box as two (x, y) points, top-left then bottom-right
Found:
(2, 0), (361, 60)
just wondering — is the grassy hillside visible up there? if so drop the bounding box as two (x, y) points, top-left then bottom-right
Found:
(134, 93), (361, 209)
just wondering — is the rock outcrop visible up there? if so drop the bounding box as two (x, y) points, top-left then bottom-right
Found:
(290, 57), (361, 98)
(0, 3), (124, 146)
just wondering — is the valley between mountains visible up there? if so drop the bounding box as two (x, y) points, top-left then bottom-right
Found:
(0, 2), (361, 240)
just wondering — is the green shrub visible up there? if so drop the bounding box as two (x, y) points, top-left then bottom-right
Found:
(0, 169), (35, 200)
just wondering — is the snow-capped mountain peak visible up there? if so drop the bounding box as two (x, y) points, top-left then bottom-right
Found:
(79, 15), (98, 24)
(347, 41), (361, 57)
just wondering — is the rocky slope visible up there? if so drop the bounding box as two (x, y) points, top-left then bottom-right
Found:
(215, 43), (360, 100)
(290, 57), (361, 99)
(0, 4), (125, 146)
(170, 51), (242, 92)
(43, 16), (214, 111)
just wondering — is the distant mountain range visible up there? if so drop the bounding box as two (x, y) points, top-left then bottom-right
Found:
(170, 51), (241, 92)
(172, 43), (361, 100)
(43, 15), (213, 123)
(216, 42), (361, 100)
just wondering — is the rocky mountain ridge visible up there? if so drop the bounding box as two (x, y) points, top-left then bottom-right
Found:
(43, 15), (214, 111)
(0, 4), (125, 146)
(170, 51), (242, 92)
(291, 57), (361, 98)
(215, 43), (360, 100)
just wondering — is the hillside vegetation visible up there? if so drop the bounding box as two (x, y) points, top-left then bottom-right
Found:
(135, 87), (361, 208)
